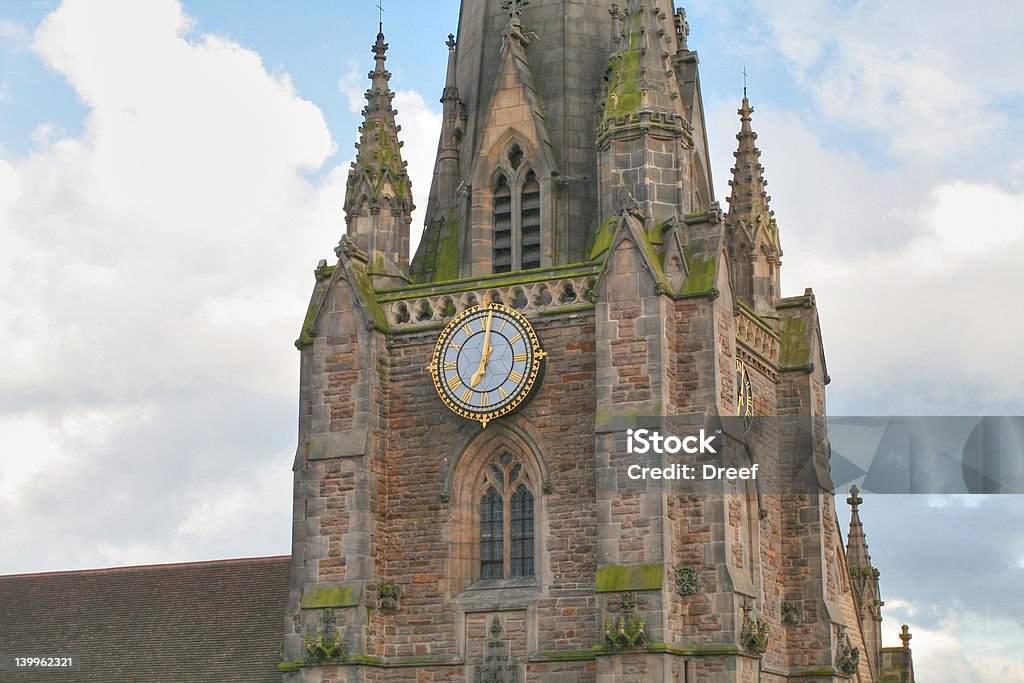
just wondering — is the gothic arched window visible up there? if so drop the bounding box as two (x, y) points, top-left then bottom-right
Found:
(477, 452), (535, 579)
(492, 174), (513, 273)
(491, 143), (544, 274)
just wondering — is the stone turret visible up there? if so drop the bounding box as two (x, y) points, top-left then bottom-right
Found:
(596, 0), (694, 228)
(343, 27), (414, 289)
(412, 35), (466, 283)
(724, 94), (782, 317)
(846, 485), (884, 680)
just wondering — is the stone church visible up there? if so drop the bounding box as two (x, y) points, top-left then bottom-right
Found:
(280, 0), (917, 681)
(0, 2), (919, 682)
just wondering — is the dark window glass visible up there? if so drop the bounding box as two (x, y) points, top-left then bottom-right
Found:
(509, 484), (534, 577)
(480, 487), (504, 579)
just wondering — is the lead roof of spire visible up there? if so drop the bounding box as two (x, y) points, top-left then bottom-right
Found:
(599, 0), (685, 125)
(346, 26), (412, 209)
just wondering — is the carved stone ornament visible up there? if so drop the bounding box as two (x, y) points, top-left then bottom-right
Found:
(475, 617), (518, 683)
(335, 234), (355, 258)
(833, 625), (860, 675)
(377, 583), (400, 612)
(305, 609), (347, 665)
(741, 618), (770, 655)
(674, 566), (698, 596)
(781, 600), (802, 626)
(603, 593), (648, 650)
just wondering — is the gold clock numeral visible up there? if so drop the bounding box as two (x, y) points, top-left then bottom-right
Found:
(498, 387), (509, 399)
(460, 387), (473, 403)
(462, 323), (474, 337)
(513, 353), (527, 362)
(446, 375), (461, 390)
(480, 392), (490, 407)
(443, 361), (457, 370)
(508, 333), (522, 344)
(509, 370), (523, 383)
(498, 319), (508, 333)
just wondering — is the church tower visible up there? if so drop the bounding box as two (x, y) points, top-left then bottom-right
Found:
(282, 2), (913, 681)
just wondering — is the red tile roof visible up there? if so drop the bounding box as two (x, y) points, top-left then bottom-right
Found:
(0, 556), (290, 682)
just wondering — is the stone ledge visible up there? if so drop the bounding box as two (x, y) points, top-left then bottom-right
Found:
(299, 582), (362, 609)
(307, 429), (368, 460)
(595, 562), (664, 592)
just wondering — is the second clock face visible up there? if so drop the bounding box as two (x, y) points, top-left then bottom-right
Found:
(430, 303), (545, 427)
(736, 358), (753, 430)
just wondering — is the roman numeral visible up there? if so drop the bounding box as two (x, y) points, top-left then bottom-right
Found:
(461, 387), (473, 403)
(446, 375), (461, 390)
(462, 323), (474, 337)
(480, 392), (489, 407)
(509, 370), (523, 383)
(508, 333), (522, 344)
(498, 387), (509, 399)
(443, 361), (457, 370)
(513, 353), (527, 362)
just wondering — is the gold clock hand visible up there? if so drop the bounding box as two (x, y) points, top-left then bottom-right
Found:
(470, 311), (494, 388)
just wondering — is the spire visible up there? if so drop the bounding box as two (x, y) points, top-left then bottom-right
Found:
(410, 33), (466, 283)
(845, 485), (875, 573)
(598, 0), (687, 132)
(441, 33), (458, 103)
(596, 0), (695, 228)
(845, 484), (885, 679)
(724, 93), (781, 314)
(726, 95), (774, 240)
(343, 26), (414, 288)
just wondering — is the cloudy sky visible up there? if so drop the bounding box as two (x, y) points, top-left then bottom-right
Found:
(0, 1), (1021, 680)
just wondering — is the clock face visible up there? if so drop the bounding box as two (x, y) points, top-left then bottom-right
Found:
(430, 303), (546, 427)
(736, 358), (753, 430)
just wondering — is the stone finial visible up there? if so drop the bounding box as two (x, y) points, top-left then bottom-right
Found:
(446, 33), (456, 50)
(501, 0), (529, 17)
(847, 484), (863, 512)
(675, 8), (690, 49)
(900, 624), (912, 649)
(372, 30), (388, 60)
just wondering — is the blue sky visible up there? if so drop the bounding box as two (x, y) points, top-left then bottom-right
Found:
(1, 1), (1022, 681)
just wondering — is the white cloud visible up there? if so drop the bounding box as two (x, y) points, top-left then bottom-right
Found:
(394, 89), (442, 248)
(745, 0), (1024, 160)
(0, 0), (443, 574)
(0, 0), (352, 571)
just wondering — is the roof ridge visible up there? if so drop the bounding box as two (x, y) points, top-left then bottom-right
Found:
(0, 554), (290, 579)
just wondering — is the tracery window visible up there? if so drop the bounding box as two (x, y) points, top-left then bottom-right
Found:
(491, 143), (543, 273)
(477, 452), (535, 579)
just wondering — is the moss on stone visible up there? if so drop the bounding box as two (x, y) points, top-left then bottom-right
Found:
(353, 268), (389, 331)
(277, 658), (303, 672)
(779, 316), (810, 369)
(533, 648), (601, 662)
(377, 263), (601, 301)
(589, 215), (619, 260)
(602, 10), (644, 120)
(296, 276), (332, 347)
(431, 213), (462, 282)
(299, 584), (359, 609)
(594, 562), (663, 592)
(679, 248), (716, 296)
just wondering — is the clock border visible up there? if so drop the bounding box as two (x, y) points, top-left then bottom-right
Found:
(429, 302), (547, 428)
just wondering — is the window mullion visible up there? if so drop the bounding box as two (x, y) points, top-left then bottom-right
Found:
(510, 174), (522, 272)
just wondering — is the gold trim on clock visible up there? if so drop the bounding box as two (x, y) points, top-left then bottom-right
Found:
(429, 303), (547, 428)
(736, 358), (753, 430)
